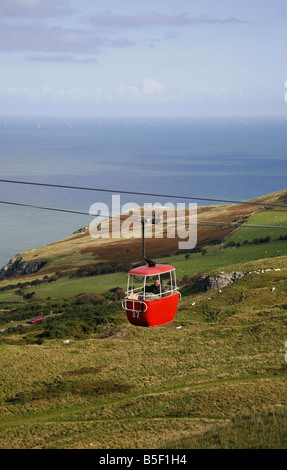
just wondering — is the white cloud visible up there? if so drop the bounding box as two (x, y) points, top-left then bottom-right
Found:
(8, 87), (17, 95)
(115, 79), (166, 97)
(141, 78), (165, 94)
(2, 79), (167, 105)
(116, 84), (139, 95)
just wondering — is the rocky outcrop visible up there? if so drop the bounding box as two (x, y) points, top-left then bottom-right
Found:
(0, 256), (47, 280)
(193, 271), (245, 291)
(73, 226), (88, 234)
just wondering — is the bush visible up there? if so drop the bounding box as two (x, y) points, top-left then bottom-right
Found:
(179, 275), (193, 286)
(74, 293), (105, 305)
(39, 301), (124, 340)
(23, 291), (35, 300)
(106, 288), (125, 301)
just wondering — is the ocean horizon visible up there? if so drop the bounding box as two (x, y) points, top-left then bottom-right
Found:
(0, 115), (286, 268)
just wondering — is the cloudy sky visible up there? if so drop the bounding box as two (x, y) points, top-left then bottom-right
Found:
(1, 0), (287, 117)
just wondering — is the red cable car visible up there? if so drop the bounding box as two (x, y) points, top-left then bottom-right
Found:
(122, 217), (181, 327)
(122, 264), (180, 327)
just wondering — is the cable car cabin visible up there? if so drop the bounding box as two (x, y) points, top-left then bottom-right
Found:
(122, 264), (180, 327)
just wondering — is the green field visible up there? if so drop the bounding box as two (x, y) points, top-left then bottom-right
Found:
(24, 272), (128, 299)
(159, 240), (287, 276)
(225, 211), (287, 244)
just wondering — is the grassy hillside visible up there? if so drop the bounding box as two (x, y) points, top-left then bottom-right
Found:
(167, 408), (287, 449)
(0, 238), (286, 305)
(0, 253), (286, 449)
(0, 190), (286, 449)
(1, 191), (287, 306)
(1, 189), (285, 280)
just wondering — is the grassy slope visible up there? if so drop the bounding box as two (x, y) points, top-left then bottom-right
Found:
(166, 408), (287, 449)
(0, 253), (286, 449)
(4, 189), (286, 276)
(0, 239), (286, 304)
(0, 190), (286, 449)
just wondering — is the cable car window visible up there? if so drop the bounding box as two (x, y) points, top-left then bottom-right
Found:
(144, 275), (161, 300)
(160, 272), (171, 294)
(171, 270), (177, 289)
(127, 274), (144, 299)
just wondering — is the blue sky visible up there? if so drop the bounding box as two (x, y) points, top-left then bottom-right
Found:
(1, 0), (287, 117)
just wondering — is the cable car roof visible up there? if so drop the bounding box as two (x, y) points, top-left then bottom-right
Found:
(129, 264), (175, 276)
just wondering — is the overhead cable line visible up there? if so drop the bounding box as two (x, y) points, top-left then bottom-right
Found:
(0, 200), (130, 221)
(1, 200), (287, 230)
(0, 178), (287, 209)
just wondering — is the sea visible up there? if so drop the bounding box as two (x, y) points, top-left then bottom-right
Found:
(0, 116), (287, 268)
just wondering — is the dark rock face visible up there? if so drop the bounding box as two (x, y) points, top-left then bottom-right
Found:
(0, 256), (47, 280)
(193, 272), (245, 291)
